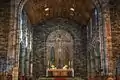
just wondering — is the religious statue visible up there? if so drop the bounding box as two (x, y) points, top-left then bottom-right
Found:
(55, 34), (63, 68)
(47, 30), (73, 69)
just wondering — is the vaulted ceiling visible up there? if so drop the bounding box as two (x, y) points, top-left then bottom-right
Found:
(24, 0), (94, 25)
(109, 0), (120, 10)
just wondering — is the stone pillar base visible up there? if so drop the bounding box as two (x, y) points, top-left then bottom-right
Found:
(116, 76), (120, 80)
(7, 74), (12, 80)
(19, 75), (26, 80)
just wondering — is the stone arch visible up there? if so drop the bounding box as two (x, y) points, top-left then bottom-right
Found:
(12, 0), (101, 79)
(7, 0), (30, 79)
(9, 0), (33, 79)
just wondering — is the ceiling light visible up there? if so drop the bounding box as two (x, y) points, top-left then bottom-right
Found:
(70, 8), (75, 11)
(46, 13), (49, 16)
(45, 8), (49, 11)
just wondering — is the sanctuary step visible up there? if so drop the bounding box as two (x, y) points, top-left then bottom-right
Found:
(46, 69), (74, 77)
(38, 77), (84, 80)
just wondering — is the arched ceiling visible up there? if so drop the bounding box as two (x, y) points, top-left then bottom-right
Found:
(24, 0), (94, 25)
(109, 0), (120, 10)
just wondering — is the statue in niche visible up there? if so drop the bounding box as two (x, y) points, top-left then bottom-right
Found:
(47, 30), (73, 69)
(55, 34), (64, 68)
(55, 34), (71, 68)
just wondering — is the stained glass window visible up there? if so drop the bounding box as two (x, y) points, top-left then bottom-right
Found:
(19, 10), (33, 76)
(92, 7), (99, 33)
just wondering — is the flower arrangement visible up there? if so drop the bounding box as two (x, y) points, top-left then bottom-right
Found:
(51, 65), (56, 69)
(63, 65), (68, 69)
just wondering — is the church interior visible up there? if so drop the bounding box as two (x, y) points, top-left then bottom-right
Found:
(0, 0), (120, 80)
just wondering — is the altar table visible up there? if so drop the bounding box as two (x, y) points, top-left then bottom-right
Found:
(46, 69), (74, 77)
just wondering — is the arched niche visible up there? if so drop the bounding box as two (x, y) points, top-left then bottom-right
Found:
(46, 30), (73, 69)
(116, 57), (120, 76)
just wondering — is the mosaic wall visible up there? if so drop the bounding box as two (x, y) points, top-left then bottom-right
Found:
(110, 8), (120, 58)
(110, 7), (120, 75)
(33, 18), (87, 79)
(0, 2), (10, 72)
(19, 10), (33, 77)
(87, 1), (116, 78)
(87, 6), (107, 79)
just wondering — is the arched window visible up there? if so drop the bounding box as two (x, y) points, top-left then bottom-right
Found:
(92, 8), (99, 26)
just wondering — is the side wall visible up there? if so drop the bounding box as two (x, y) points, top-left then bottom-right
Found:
(110, 8), (120, 58)
(0, 1), (10, 72)
(110, 7), (120, 78)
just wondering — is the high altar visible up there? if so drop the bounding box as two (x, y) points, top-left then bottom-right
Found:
(46, 30), (74, 77)
(46, 68), (74, 77)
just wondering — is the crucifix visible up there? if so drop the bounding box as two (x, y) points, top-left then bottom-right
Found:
(55, 34), (63, 68)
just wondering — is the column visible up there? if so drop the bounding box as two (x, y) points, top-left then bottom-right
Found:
(102, 2), (114, 77)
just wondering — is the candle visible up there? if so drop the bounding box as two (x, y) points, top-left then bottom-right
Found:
(48, 61), (49, 68)
(69, 61), (70, 66)
(71, 61), (73, 67)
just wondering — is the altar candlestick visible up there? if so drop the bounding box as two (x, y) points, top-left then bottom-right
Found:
(69, 61), (70, 68)
(71, 60), (73, 67)
(48, 61), (49, 68)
